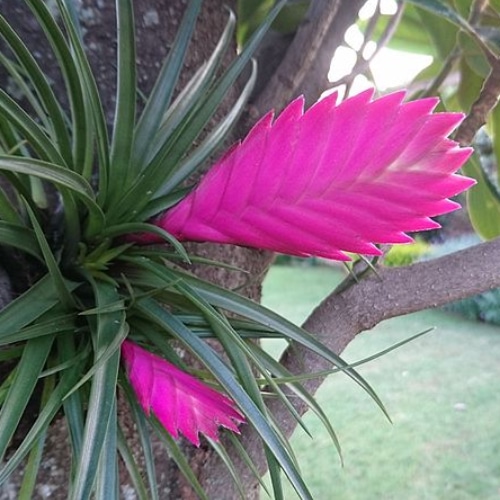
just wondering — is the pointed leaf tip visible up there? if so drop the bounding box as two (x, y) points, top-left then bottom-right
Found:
(121, 340), (245, 446)
(139, 89), (474, 260)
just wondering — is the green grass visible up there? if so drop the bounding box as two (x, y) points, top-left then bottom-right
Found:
(261, 265), (500, 500)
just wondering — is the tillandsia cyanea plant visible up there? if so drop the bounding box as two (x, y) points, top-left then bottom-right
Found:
(0, 1), (474, 499)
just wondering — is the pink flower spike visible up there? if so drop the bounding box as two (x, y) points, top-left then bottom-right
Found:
(121, 340), (245, 446)
(138, 89), (475, 260)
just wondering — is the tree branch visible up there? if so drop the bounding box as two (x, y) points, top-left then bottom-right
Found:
(252, 0), (341, 114)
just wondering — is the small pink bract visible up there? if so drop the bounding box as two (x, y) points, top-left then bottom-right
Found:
(121, 340), (245, 446)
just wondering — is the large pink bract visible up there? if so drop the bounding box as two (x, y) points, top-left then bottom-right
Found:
(121, 340), (245, 446)
(141, 89), (474, 260)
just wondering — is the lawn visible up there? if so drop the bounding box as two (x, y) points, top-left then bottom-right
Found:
(261, 265), (500, 500)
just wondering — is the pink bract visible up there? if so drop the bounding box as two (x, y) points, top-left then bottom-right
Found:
(140, 89), (475, 260)
(121, 340), (245, 446)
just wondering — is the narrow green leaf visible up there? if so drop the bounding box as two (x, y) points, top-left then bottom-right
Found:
(16, 376), (54, 500)
(110, 2), (284, 222)
(150, 58), (258, 199)
(0, 362), (81, 486)
(206, 439), (247, 499)
(0, 178), (22, 224)
(120, 381), (159, 500)
(25, 0), (89, 170)
(0, 14), (72, 162)
(131, 0), (203, 173)
(0, 90), (66, 164)
(0, 156), (94, 198)
(0, 274), (78, 337)
(101, 222), (189, 262)
(0, 313), (75, 346)
(150, 418), (209, 500)
(0, 335), (54, 462)
(55, 0), (110, 188)
(168, 268), (389, 420)
(109, 0), (136, 197)
(116, 426), (150, 500)
(25, 202), (76, 309)
(71, 281), (123, 500)
(227, 432), (272, 497)
(58, 335), (85, 460)
(138, 299), (313, 500)
(95, 398), (119, 500)
(145, 10), (237, 165)
(0, 221), (42, 260)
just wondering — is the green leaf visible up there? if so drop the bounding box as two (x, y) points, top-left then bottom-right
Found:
(55, 0), (110, 187)
(58, 335), (85, 460)
(0, 274), (78, 338)
(138, 298), (314, 500)
(0, 13), (72, 162)
(0, 313), (75, 346)
(95, 398), (118, 500)
(457, 56), (484, 111)
(406, 0), (473, 32)
(0, 221), (42, 260)
(0, 89), (66, 164)
(25, 202), (76, 309)
(150, 418), (209, 500)
(16, 376), (53, 500)
(120, 381), (159, 500)
(71, 281), (123, 500)
(25, 0), (89, 171)
(116, 426), (150, 500)
(0, 335), (54, 462)
(0, 156), (94, 199)
(149, 58), (258, 200)
(237, 0), (275, 47)
(463, 154), (500, 239)
(414, 2), (458, 60)
(0, 360), (82, 486)
(108, 0), (136, 201)
(169, 269), (388, 418)
(109, 1), (285, 223)
(131, 0), (203, 175)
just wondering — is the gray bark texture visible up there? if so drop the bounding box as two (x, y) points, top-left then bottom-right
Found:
(0, 1), (498, 499)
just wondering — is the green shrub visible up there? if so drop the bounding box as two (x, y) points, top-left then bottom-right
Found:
(383, 239), (430, 267)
